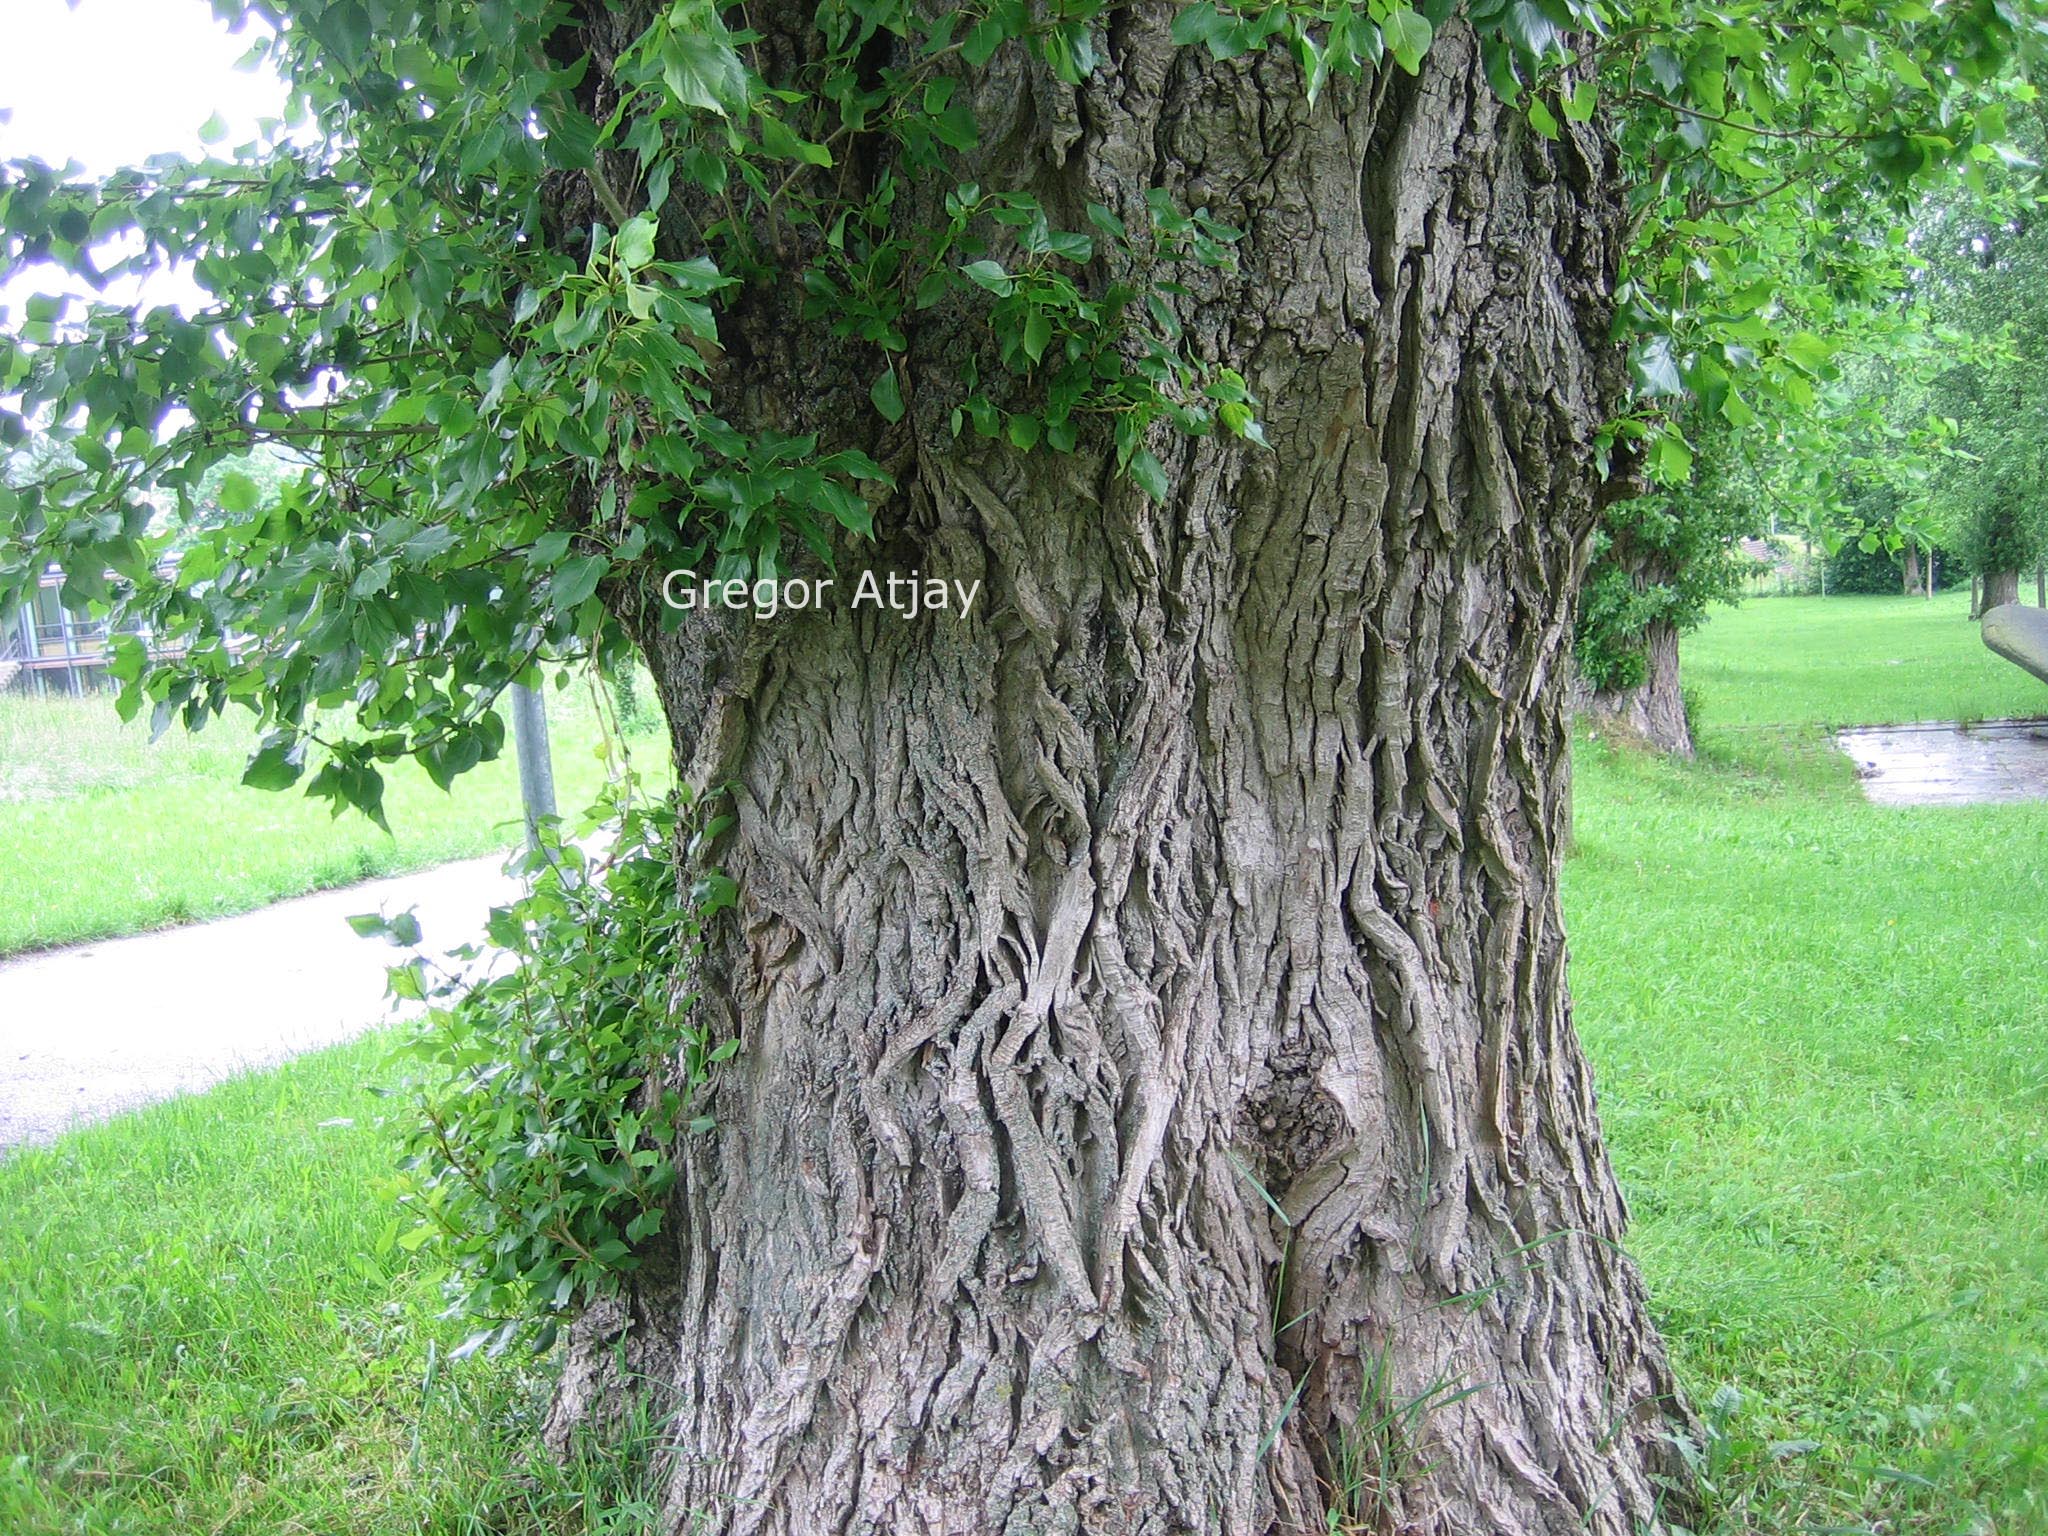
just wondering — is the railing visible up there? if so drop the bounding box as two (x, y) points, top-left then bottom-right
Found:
(2, 604), (169, 690)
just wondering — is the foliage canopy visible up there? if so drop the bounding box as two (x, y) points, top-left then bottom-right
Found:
(2, 0), (2043, 815)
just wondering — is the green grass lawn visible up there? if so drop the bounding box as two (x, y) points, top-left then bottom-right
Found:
(0, 1041), (659, 1536)
(0, 676), (668, 956)
(1564, 591), (2048, 1532)
(2, 593), (2045, 1533)
(1682, 589), (2048, 730)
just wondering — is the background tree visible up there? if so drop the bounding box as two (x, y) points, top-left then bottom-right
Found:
(1575, 412), (1751, 754)
(4, 1), (2042, 1531)
(1957, 449), (2048, 611)
(1572, 16), (2040, 742)
(1881, 100), (2048, 614)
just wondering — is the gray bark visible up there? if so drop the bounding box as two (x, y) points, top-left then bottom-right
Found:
(1985, 569), (2021, 614)
(1580, 620), (1692, 756)
(549, 10), (1687, 1533)
(1903, 544), (1920, 597)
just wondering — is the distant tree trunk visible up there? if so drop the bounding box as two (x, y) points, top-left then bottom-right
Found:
(2036, 560), (2044, 607)
(1985, 569), (2021, 613)
(1972, 573), (1984, 617)
(1927, 550), (1937, 598)
(1582, 618), (1692, 755)
(546, 11), (1687, 1533)
(1903, 544), (1921, 597)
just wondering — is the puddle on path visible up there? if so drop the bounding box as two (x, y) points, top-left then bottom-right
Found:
(1837, 719), (2048, 806)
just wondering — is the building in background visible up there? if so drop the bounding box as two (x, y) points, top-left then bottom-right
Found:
(0, 567), (167, 694)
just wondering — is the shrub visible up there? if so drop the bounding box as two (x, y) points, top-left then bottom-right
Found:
(1821, 537), (1906, 594)
(375, 778), (735, 1357)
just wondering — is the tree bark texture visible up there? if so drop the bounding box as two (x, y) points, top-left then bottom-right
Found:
(1985, 569), (2020, 615)
(550, 10), (1686, 1533)
(1902, 544), (1920, 598)
(1579, 619), (1691, 756)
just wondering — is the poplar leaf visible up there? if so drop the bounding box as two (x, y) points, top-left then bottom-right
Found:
(661, 32), (747, 117)
(870, 366), (905, 423)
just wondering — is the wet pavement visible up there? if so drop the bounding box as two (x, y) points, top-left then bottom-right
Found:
(1837, 718), (2048, 806)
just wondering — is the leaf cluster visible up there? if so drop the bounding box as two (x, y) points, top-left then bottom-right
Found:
(378, 776), (735, 1356)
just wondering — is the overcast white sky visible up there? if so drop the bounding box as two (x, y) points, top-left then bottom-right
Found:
(0, 0), (282, 171)
(0, 0), (286, 322)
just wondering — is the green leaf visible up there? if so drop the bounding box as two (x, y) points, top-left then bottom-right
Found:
(1380, 7), (1433, 76)
(554, 554), (608, 608)
(626, 1209), (665, 1242)
(615, 214), (659, 272)
(1171, 3), (1231, 50)
(1650, 430), (1694, 485)
(870, 365), (905, 423)
(243, 737), (304, 792)
(961, 260), (1014, 295)
(812, 480), (874, 536)
(1022, 311), (1052, 364)
(218, 471), (261, 514)
(315, 0), (372, 67)
(1630, 335), (1684, 398)
(660, 31), (748, 117)
(963, 15), (1007, 67)
(759, 115), (832, 167)
(1783, 333), (1836, 375)
(1499, 1), (1565, 62)
(1128, 449), (1169, 502)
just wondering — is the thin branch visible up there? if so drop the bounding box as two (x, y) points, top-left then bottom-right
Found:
(585, 159), (635, 230)
(1626, 90), (1877, 145)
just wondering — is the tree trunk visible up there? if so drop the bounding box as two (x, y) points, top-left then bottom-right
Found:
(2035, 559), (2043, 608)
(551, 13), (1686, 1534)
(1972, 573), (1984, 618)
(1903, 544), (1920, 597)
(1581, 619), (1692, 755)
(1985, 569), (2021, 613)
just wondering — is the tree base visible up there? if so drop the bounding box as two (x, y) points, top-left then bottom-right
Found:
(1578, 622), (1692, 756)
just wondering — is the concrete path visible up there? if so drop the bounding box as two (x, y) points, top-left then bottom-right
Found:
(0, 855), (518, 1149)
(1838, 718), (2048, 806)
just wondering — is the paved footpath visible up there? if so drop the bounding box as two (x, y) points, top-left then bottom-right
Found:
(0, 856), (518, 1149)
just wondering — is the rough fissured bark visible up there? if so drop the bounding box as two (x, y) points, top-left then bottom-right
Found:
(1581, 619), (1692, 756)
(552, 10), (1687, 1533)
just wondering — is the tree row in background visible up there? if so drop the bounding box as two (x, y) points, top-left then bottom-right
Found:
(1579, 96), (2048, 753)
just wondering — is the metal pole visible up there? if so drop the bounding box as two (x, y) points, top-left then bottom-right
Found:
(509, 680), (557, 853)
